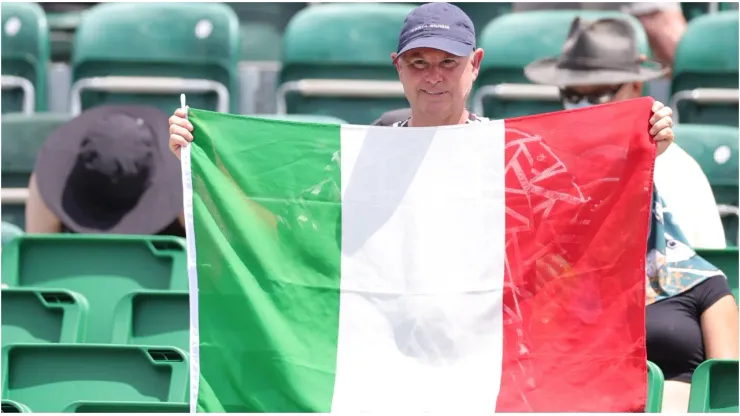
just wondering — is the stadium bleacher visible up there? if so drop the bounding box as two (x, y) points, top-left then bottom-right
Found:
(1, 2), (738, 413)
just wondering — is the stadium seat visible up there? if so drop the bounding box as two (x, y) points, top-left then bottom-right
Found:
(112, 290), (189, 353)
(646, 361), (664, 413)
(1, 400), (32, 413)
(1, 344), (189, 413)
(671, 11), (739, 127)
(65, 401), (189, 413)
(71, 2), (240, 115)
(1, 2), (49, 113)
(1, 235), (188, 343)
(278, 3), (414, 124)
(2, 221), (24, 246)
(473, 10), (650, 119)
(695, 248), (739, 303)
(672, 124), (739, 246)
(1, 112), (72, 230)
(688, 359), (739, 413)
(2, 288), (88, 345)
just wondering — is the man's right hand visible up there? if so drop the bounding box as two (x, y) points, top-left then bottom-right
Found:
(169, 108), (194, 159)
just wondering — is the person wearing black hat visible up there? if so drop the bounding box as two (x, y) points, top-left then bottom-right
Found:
(524, 16), (725, 250)
(525, 17), (738, 413)
(26, 105), (186, 237)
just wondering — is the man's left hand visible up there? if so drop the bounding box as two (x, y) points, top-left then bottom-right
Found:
(649, 101), (674, 157)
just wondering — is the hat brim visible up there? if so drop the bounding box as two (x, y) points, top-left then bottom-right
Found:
(524, 57), (669, 87)
(34, 105), (183, 235)
(398, 36), (474, 58)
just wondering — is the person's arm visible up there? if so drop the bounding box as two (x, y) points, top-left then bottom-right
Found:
(699, 277), (739, 359)
(25, 173), (63, 233)
(627, 3), (687, 67)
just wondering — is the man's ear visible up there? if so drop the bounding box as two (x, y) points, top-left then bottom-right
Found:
(471, 48), (484, 81)
(391, 52), (401, 72)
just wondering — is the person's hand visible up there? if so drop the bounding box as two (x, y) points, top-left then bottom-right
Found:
(650, 101), (674, 157)
(169, 108), (193, 159)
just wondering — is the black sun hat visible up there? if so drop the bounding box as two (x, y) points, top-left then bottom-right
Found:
(34, 105), (182, 234)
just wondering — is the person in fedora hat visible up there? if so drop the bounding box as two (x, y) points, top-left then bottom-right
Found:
(526, 16), (737, 414)
(26, 105), (186, 237)
(525, 17), (669, 100)
(524, 16), (724, 249)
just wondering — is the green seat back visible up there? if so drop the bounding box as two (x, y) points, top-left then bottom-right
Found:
(1, 235), (188, 343)
(279, 3), (414, 124)
(112, 291), (189, 352)
(2, 288), (88, 345)
(228, 2), (307, 62)
(671, 11), (739, 126)
(475, 10), (649, 119)
(65, 401), (189, 413)
(646, 361), (665, 413)
(1, 344), (189, 413)
(0, 113), (72, 230)
(688, 359), (739, 413)
(2, 222), (24, 246)
(1, 2), (49, 113)
(673, 125), (739, 245)
(1, 400), (31, 413)
(72, 2), (240, 114)
(695, 248), (739, 303)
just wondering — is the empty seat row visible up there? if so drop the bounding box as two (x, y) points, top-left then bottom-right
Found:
(1, 344), (189, 413)
(2, 287), (189, 351)
(1, 235), (189, 344)
(3, 3), (737, 126)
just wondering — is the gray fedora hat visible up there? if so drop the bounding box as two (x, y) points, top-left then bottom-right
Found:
(524, 17), (669, 87)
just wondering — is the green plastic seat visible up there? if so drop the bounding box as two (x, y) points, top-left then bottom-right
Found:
(71, 2), (240, 115)
(695, 248), (739, 303)
(1, 235), (188, 344)
(278, 3), (414, 124)
(671, 11), (739, 127)
(2, 222), (24, 246)
(673, 124), (739, 246)
(2, 288), (88, 345)
(1, 344), (189, 413)
(0, 112), (72, 230)
(112, 290), (189, 353)
(646, 361), (665, 413)
(688, 359), (739, 413)
(473, 10), (649, 119)
(65, 401), (189, 413)
(1, 2), (49, 113)
(1, 400), (31, 413)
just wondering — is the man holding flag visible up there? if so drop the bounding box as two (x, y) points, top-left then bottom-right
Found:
(167, 3), (678, 413)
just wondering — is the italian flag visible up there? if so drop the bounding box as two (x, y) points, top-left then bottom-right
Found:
(181, 98), (655, 413)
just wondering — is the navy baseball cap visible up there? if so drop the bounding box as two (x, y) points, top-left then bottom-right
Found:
(396, 3), (476, 59)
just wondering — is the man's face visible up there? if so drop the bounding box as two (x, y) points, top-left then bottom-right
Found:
(391, 47), (484, 117)
(561, 82), (642, 109)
